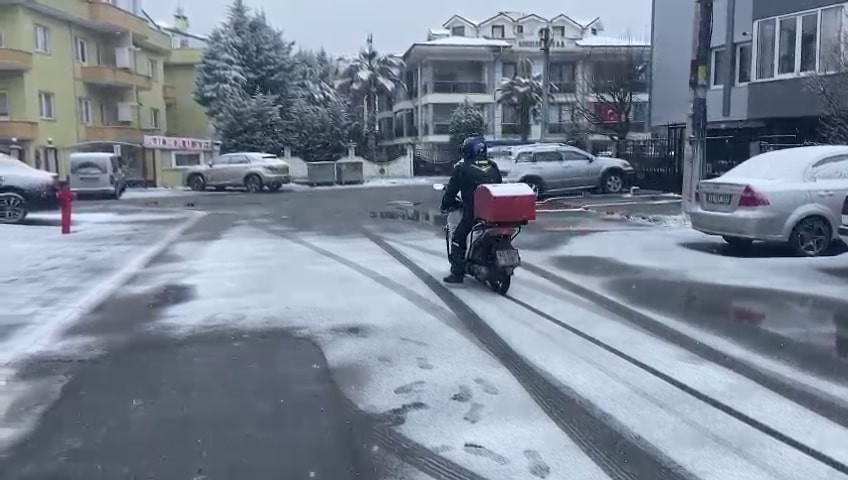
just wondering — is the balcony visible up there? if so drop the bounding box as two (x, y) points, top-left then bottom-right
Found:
(166, 48), (203, 66)
(87, 1), (149, 36)
(432, 81), (487, 94)
(84, 125), (143, 143)
(80, 65), (152, 90)
(163, 84), (176, 103)
(0, 48), (33, 71)
(0, 121), (38, 140)
(551, 82), (577, 94)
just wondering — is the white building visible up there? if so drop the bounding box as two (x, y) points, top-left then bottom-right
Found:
(379, 11), (651, 162)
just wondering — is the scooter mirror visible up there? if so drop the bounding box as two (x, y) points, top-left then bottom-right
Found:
(432, 183), (445, 191)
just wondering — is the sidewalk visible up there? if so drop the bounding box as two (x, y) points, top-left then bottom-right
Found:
(0, 210), (201, 366)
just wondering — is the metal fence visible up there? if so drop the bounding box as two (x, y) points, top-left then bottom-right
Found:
(618, 135), (684, 193)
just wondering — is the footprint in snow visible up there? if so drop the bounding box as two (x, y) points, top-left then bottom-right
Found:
(524, 450), (551, 479)
(393, 381), (426, 395)
(463, 443), (510, 465)
(474, 378), (499, 395)
(431, 445), (454, 454)
(451, 385), (473, 403)
(416, 357), (434, 370)
(377, 356), (392, 365)
(463, 403), (484, 424)
(400, 337), (428, 347)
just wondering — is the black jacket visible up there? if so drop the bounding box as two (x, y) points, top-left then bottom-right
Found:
(441, 158), (503, 213)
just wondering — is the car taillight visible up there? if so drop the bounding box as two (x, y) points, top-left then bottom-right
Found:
(842, 197), (848, 215)
(738, 185), (770, 207)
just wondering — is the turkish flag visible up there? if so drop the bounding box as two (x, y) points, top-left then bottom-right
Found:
(595, 104), (620, 124)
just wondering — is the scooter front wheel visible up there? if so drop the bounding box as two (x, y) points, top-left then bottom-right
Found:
(488, 273), (511, 295)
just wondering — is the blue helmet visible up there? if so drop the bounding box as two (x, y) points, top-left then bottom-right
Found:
(461, 137), (487, 162)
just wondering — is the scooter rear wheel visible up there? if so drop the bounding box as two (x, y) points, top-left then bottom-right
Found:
(488, 274), (511, 295)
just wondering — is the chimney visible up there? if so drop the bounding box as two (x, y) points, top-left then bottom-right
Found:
(174, 6), (189, 33)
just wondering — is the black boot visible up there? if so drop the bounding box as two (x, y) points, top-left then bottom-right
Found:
(443, 272), (464, 284)
(444, 248), (466, 284)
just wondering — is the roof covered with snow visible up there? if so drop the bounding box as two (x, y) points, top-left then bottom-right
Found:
(576, 36), (650, 47)
(413, 37), (511, 48)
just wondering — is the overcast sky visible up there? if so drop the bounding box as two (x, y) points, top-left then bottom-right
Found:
(149, 0), (652, 56)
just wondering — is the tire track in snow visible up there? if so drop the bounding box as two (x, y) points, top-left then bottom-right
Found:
(365, 231), (691, 480)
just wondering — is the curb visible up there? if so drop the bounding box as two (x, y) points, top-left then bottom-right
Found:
(0, 211), (207, 367)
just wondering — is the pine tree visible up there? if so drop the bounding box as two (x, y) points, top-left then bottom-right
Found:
(194, 28), (245, 116)
(449, 99), (485, 148)
(213, 93), (286, 154)
(288, 98), (350, 162)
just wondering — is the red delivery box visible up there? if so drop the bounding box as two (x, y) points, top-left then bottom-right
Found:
(474, 183), (537, 223)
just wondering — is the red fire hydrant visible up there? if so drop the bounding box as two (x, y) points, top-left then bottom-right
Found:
(57, 185), (75, 235)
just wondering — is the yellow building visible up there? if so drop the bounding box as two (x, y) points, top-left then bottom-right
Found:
(0, 1), (213, 187)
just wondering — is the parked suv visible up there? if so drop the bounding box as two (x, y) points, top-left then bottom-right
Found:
(185, 152), (291, 193)
(491, 144), (635, 196)
(0, 154), (59, 224)
(839, 195), (848, 246)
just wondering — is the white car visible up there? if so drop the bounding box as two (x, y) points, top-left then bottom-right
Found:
(839, 195), (848, 246)
(492, 144), (635, 196)
(0, 154), (59, 224)
(690, 146), (848, 256)
(184, 152), (291, 193)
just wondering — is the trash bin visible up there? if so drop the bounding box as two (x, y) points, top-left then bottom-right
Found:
(306, 161), (336, 186)
(335, 160), (364, 185)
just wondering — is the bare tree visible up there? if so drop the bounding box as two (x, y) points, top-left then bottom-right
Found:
(573, 43), (650, 153)
(806, 33), (848, 144)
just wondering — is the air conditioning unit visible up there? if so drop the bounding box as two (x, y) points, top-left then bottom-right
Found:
(117, 102), (135, 122)
(115, 47), (132, 69)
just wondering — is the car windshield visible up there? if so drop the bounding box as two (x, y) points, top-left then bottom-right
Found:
(3, 2), (846, 480)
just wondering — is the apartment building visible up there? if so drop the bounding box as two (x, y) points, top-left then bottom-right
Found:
(651, 0), (845, 163)
(0, 0), (213, 186)
(378, 11), (650, 162)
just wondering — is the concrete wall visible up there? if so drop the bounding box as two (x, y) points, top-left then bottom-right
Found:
(649, 0), (695, 127)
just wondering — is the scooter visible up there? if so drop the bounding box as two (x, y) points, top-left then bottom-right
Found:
(433, 184), (526, 295)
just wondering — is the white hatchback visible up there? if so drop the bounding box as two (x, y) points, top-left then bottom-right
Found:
(690, 146), (848, 256)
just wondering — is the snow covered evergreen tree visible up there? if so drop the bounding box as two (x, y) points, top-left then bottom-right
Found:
(194, 28), (245, 116)
(449, 99), (485, 148)
(212, 93), (286, 154)
(288, 98), (350, 162)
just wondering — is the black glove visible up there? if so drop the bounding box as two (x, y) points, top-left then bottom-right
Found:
(441, 197), (459, 213)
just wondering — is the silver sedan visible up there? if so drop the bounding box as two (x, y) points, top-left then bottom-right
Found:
(690, 146), (848, 256)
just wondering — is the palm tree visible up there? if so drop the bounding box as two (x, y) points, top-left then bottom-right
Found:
(497, 58), (555, 142)
(336, 34), (405, 159)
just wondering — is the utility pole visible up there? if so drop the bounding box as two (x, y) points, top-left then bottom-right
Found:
(539, 27), (552, 142)
(682, 0), (713, 214)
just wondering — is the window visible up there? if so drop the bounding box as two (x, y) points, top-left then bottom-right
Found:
(148, 59), (158, 80)
(809, 155), (848, 181)
(34, 24), (50, 53)
(737, 43), (752, 84)
(548, 103), (575, 123)
(756, 18), (776, 79)
(800, 13), (817, 72)
(491, 25), (505, 38)
(553, 26), (566, 37)
(78, 98), (92, 125)
(516, 152), (532, 163)
(633, 103), (649, 122)
(38, 92), (55, 119)
(561, 150), (591, 161)
(550, 63), (576, 82)
(516, 25), (524, 35)
(756, 6), (846, 78)
(229, 155), (250, 164)
(0, 92), (8, 119)
(0, 31), (6, 48)
(778, 17), (797, 75)
(451, 26), (465, 37)
(711, 48), (726, 87)
(173, 152), (202, 168)
(149, 108), (160, 129)
(502, 62), (516, 79)
(534, 151), (562, 162)
(820, 6), (844, 73)
(75, 37), (88, 64)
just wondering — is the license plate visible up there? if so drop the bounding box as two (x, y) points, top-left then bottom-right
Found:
(705, 193), (732, 205)
(80, 176), (99, 182)
(495, 249), (521, 267)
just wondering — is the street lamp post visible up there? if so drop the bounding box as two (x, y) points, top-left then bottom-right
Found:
(539, 27), (552, 142)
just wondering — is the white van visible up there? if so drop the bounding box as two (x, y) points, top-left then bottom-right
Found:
(68, 152), (127, 199)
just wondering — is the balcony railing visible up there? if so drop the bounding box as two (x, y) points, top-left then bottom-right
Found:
(551, 82), (577, 94)
(432, 123), (451, 135)
(0, 48), (33, 71)
(593, 79), (649, 94)
(432, 81), (487, 94)
(0, 120), (39, 140)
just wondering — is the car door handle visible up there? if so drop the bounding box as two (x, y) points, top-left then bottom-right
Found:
(818, 191), (835, 197)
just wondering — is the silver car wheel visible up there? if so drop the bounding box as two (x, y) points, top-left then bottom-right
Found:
(0, 193), (27, 224)
(794, 218), (831, 256)
(245, 175), (263, 193)
(605, 174), (623, 193)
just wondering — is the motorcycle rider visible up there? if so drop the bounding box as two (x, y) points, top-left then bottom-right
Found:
(440, 137), (503, 284)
